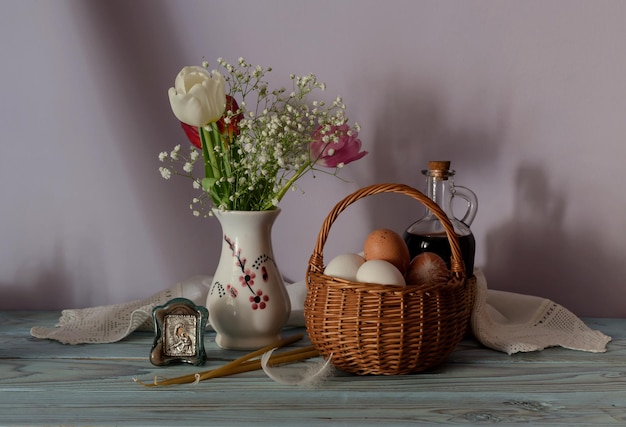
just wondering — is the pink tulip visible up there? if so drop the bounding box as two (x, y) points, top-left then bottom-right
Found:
(310, 124), (367, 167)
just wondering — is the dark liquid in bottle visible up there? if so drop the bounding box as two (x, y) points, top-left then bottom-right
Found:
(403, 231), (475, 277)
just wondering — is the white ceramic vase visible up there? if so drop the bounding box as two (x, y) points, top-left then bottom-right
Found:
(206, 208), (291, 350)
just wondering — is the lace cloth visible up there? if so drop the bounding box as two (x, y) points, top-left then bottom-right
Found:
(31, 270), (611, 354)
(30, 276), (210, 345)
(471, 269), (610, 354)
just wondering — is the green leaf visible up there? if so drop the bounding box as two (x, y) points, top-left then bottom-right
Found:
(202, 177), (217, 191)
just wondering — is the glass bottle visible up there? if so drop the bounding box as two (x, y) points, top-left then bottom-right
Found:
(403, 161), (478, 277)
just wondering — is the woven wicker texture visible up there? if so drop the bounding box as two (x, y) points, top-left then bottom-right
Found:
(305, 183), (474, 375)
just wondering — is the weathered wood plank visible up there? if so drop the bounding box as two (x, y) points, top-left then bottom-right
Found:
(2, 359), (625, 425)
(0, 381), (624, 425)
(0, 311), (624, 426)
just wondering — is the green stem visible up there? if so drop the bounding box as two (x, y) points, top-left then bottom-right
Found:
(199, 126), (223, 206)
(211, 122), (232, 177)
(260, 162), (311, 210)
(200, 126), (221, 181)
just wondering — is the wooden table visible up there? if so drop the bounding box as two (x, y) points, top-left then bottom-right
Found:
(1, 311), (624, 426)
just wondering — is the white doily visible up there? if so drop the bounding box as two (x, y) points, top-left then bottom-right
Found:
(30, 276), (211, 344)
(30, 276), (307, 345)
(31, 270), (611, 354)
(471, 269), (611, 354)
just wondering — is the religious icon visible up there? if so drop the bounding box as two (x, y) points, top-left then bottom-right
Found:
(165, 317), (196, 356)
(150, 298), (208, 366)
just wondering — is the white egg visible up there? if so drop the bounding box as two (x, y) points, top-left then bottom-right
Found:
(324, 253), (366, 281)
(356, 259), (406, 286)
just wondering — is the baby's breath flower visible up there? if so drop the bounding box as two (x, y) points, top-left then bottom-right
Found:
(170, 145), (181, 160)
(159, 167), (171, 180)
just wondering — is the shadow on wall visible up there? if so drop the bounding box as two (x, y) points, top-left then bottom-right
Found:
(352, 76), (624, 317)
(482, 163), (624, 317)
(68, 2), (221, 285)
(354, 74), (623, 316)
(353, 77), (506, 235)
(0, 245), (73, 310)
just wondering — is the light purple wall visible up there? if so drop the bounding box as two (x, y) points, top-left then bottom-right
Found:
(1, 0), (625, 317)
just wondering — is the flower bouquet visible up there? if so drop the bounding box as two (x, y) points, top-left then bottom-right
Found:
(159, 57), (367, 214)
(159, 57), (367, 350)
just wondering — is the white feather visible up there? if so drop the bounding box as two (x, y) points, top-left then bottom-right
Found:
(261, 348), (334, 387)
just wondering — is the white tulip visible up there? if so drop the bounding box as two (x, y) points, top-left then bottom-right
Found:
(168, 66), (226, 127)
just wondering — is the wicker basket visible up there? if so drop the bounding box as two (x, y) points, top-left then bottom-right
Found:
(304, 183), (474, 375)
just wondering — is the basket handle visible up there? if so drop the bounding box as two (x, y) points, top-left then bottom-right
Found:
(308, 183), (466, 279)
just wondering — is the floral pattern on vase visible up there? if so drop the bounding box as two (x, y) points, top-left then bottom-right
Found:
(206, 208), (290, 350)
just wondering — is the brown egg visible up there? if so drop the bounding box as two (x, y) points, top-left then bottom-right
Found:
(405, 252), (450, 288)
(363, 229), (410, 275)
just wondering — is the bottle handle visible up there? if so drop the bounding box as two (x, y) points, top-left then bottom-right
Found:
(452, 185), (478, 226)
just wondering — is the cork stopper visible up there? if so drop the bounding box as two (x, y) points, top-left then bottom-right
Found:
(428, 161), (451, 171)
(425, 161), (453, 180)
